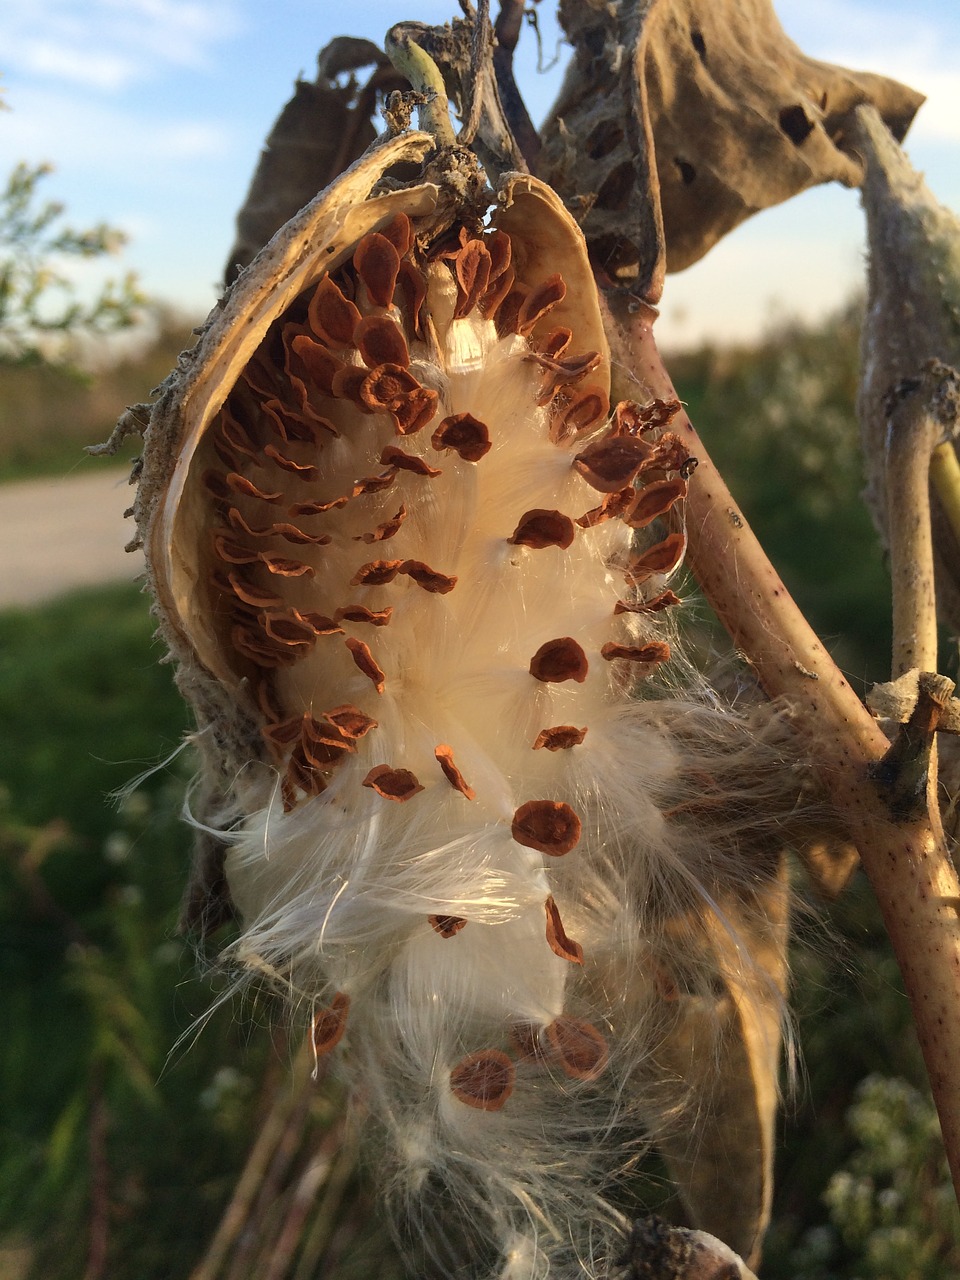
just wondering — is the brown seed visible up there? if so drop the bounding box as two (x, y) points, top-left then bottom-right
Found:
(355, 506), (407, 543)
(362, 764), (424, 802)
(354, 314), (410, 369)
(350, 559), (404, 587)
(334, 605), (394, 627)
(399, 560), (458, 594)
(573, 435), (654, 493)
(288, 495), (349, 517)
(511, 800), (582, 856)
(508, 509), (575, 550)
(532, 725), (587, 751)
(396, 259), (427, 337)
(307, 276), (361, 347)
(360, 363), (420, 413)
(575, 487), (636, 529)
(623, 478), (687, 529)
(227, 573), (285, 609)
(449, 1050), (515, 1111)
(392, 387), (439, 435)
(226, 473), (283, 503)
(261, 715), (305, 753)
(600, 641), (672, 666)
(213, 533), (260, 565)
(261, 443), (319, 481)
(377, 211), (414, 257)
(297, 612), (344, 635)
(258, 554), (314, 578)
(379, 445), (442, 477)
(312, 992), (350, 1055)
(624, 533), (686, 584)
(352, 470), (398, 497)
(509, 1022), (546, 1064)
(435, 745), (476, 799)
(322, 704), (379, 738)
(543, 1016), (609, 1081)
(431, 412), (491, 462)
(614, 590), (682, 615)
(453, 240), (492, 318)
(260, 610), (318, 646)
(529, 637), (588, 684)
(354, 232), (401, 307)
(428, 914), (467, 938)
(544, 895), (584, 964)
(517, 274), (566, 336)
(346, 637), (386, 693)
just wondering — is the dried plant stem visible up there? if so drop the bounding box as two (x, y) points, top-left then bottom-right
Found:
(886, 377), (944, 677)
(189, 1044), (320, 1280)
(602, 293), (960, 1207)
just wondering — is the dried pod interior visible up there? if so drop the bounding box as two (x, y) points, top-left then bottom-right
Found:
(144, 142), (786, 1276)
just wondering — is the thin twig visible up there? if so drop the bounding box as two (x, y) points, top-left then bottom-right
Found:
(602, 291), (960, 1210)
(494, 0), (542, 167)
(189, 1042), (320, 1280)
(885, 372), (943, 678)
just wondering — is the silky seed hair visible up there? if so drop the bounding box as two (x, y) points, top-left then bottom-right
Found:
(137, 147), (798, 1279)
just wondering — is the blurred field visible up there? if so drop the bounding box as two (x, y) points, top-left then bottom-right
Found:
(1, 306), (957, 1279)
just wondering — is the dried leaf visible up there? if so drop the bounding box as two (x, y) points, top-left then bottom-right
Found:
(539, 0), (923, 297)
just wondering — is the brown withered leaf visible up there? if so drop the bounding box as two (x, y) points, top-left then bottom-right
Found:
(224, 38), (404, 284)
(538, 0), (923, 299)
(648, 862), (789, 1268)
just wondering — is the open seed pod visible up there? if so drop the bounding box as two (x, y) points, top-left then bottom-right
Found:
(136, 120), (789, 1276)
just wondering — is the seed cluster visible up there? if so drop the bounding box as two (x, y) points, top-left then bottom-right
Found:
(189, 208), (693, 1109)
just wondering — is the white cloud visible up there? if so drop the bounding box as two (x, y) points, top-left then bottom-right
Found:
(0, 0), (243, 93)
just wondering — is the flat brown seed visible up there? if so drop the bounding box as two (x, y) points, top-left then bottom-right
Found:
(601, 641), (672, 666)
(380, 445), (442, 477)
(624, 533), (686, 584)
(262, 443), (320, 481)
(614, 590), (682, 615)
(624, 478), (687, 529)
(431, 412), (491, 462)
(345, 638), (386, 693)
(511, 800), (582, 856)
(334, 605), (394, 627)
(352, 470), (398, 496)
(529, 637), (588, 684)
(532, 726), (587, 751)
(312, 992), (350, 1055)
(355, 506), (406, 543)
(434, 745), (476, 799)
(377, 211), (414, 257)
(449, 1050), (515, 1111)
(307, 277), (361, 347)
(354, 233), (401, 307)
(576, 488), (636, 529)
(508, 509), (575, 550)
(354, 314), (410, 369)
(350, 559), (404, 587)
(226, 473), (283, 503)
(322, 704), (379, 738)
(544, 895), (584, 964)
(573, 436), (653, 493)
(517, 274), (566, 336)
(428, 914), (467, 938)
(259, 554), (314, 578)
(543, 1016), (609, 1081)
(362, 764), (424, 802)
(399, 560), (458, 594)
(227, 573), (285, 609)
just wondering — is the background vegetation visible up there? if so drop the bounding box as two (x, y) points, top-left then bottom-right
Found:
(1, 302), (958, 1278)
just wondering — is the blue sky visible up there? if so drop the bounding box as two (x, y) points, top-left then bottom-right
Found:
(1, 0), (958, 350)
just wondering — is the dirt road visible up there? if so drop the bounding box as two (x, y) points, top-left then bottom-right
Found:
(0, 466), (145, 608)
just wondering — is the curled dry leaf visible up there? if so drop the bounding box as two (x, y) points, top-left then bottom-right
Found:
(538, 0), (923, 297)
